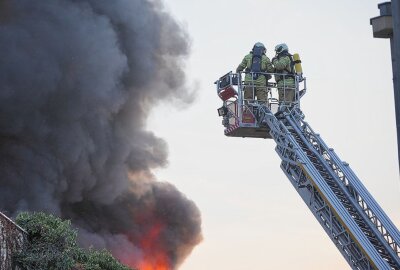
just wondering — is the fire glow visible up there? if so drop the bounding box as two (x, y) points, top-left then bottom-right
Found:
(120, 222), (172, 270)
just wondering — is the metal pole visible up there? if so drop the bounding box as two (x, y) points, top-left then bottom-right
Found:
(371, 1), (400, 172)
(391, 0), (400, 172)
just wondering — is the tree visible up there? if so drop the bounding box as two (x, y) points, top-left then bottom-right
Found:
(14, 212), (133, 270)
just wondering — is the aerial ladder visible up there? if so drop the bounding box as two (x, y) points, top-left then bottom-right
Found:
(215, 70), (400, 269)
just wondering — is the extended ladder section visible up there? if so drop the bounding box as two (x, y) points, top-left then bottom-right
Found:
(259, 105), (400, 270)
(216, 71), (400, 269)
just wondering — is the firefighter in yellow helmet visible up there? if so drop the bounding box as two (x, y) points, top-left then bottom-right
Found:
(272, 43), (296, 110)
(236, 42), (274, 103)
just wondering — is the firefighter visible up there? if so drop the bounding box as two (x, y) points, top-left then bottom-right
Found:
(272, 43), (296, 111)
(236, 42), (274, 103)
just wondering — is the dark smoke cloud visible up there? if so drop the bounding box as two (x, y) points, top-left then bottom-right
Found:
(0, 0), (201, 268)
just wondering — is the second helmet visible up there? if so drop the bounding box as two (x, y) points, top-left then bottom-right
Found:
(275, 43), (288, 54)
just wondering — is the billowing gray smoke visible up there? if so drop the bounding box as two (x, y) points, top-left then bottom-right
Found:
(0, 0), (202, 268)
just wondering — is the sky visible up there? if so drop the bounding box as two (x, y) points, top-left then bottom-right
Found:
(148, 1), (400, 269)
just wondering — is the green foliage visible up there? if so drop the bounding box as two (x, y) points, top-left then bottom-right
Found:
(76, 249), (132, 270)
(14, 212), (133, 270)
(14, 212), (77, 270)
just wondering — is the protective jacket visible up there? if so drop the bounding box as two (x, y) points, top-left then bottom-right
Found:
(272, 53), (295, 87)
(236, 53), (274, 86)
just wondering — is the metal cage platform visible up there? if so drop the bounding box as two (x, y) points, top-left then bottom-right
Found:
(216, 71), (305, 139)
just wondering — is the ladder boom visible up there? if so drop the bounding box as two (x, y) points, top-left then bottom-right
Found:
(215, 71), (400, 269)
(261, 106), (400, 270)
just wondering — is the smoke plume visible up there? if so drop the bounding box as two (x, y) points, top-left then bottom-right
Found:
(0, 0), (202, 268)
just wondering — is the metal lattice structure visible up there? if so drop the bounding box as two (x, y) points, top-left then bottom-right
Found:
(216, 71), (400, 270)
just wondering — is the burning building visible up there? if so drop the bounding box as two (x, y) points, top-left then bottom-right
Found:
(0, 0), (202, 269)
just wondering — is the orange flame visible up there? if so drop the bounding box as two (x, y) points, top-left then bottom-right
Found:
(117, 221), (171, 270)
(137, 222), (170, 270)
(138, 257), (169, 270)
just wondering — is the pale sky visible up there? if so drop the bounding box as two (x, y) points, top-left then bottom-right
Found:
(148, 1), (400, 269)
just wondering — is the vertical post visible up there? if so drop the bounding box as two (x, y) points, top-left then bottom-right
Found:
(238, 72), (243, 123)
(370, 1), (400, 172)
(392, 0), (400, 171)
